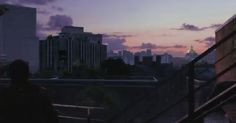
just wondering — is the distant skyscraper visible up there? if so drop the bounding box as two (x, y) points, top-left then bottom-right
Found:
(161, 53), (173, 64)
(155, 55), (161, 65)
(40, 26), (107, 72)
(134, 55), (140, 64)
(0, 4), (39, 72)
(134, 49), (151, 62)
(185, 46), (198, 61)
(146, 49), (152, 56)
(122, 50), (134, 65)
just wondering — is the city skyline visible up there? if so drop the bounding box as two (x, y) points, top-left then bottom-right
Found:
(1, 0), (236, 56)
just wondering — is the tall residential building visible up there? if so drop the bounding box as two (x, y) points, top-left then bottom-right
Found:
(122, 50), (134, 65)
(146, 49), (152, 56)
(215, 15), (236, 82)
(0, 4), (39, 72)
(134, 55), (140, 64)
(40, 26), (107, 72)
(134, 50), (151, 62)
(155, 55), (161, 65)
(161, 53), (173, 64)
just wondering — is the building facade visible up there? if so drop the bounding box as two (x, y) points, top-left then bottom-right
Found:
(161, 53), (173, 64)
(122, 50), (134, 65)
(215, 15), (236, 82)
(40, 26), (107, 73)
(0, 4), (39, 72)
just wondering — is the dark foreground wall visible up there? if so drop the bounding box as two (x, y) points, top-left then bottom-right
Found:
(0, 79), (158, 123)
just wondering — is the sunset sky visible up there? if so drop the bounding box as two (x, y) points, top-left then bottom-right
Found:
(1, 0), (236, 56)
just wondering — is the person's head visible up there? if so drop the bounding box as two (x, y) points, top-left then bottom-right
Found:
(9, 60), (30, 85)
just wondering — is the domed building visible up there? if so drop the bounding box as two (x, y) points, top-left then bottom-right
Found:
(185, 46), (198, 61)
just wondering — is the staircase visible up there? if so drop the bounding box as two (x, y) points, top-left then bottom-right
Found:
(109, 16), (236, 123)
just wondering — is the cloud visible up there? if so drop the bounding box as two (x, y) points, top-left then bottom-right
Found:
(0, 0), (8, 4)
(102, 33), (134, 51)
(134, 43), (158, 49)
(132, 43), (186, 50)
(172, 23), (222, 31)
(37, 23), (45, 30)
(36, 14), (73, 39)
(19, 0), (56, 5)
(174, 23), (203, 31)
(209, 24), (222, 29)
(103, 36), (128, 51)
(103, 33), (134, 39)
(36, 23), (48, 39)
(37, 9), (50, 15)
(0, 0), (57, 5)
(47, 14), (73, 30)
(158, 33), (175, 37)
(37, 31), (48, 40)
(194, 36), (215, 47)
(102, 35), (187, 56)
(172, 44), (187, 49)
(52, 6), (63, 12)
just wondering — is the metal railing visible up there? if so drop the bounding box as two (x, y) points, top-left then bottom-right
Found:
(109, 22), (236, 123)
(146, 25), (236, 123)
(53, 103), (104, 123)
(176, 83), (236, 123)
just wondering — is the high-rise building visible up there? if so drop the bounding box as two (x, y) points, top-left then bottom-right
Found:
(161, 53), (173, 64)
(155, 55), (161, 65)
(134, 50), (151, 62)
(122, 50), (134, 65)
(134, 55), (140, 65)
(40, 26), (107, 72)
(0, 4), (39, 72)
(146, 49), (152, 56)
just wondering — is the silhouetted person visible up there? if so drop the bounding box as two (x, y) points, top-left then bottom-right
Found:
(0, 60), (59, 123)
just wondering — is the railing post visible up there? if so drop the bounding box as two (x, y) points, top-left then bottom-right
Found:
(87, 109), (91, 123)
(187, 63), (195, 123)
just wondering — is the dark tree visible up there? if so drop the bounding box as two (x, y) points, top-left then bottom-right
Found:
(101, 58), (131, 76)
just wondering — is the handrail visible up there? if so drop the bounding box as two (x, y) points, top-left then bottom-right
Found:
(190, 28), (236, 65)
(119, 21), (236, 123)
(53, 103), (104, 110)
(53, 103), (104, 122)
(176, 83), (236, 123)
(58, 115), (104, 122)
(140, 60), (236, 123)
(174, 26), (236, 123)
(109, 30), (236, 122)
(172, 20), (236, 123)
